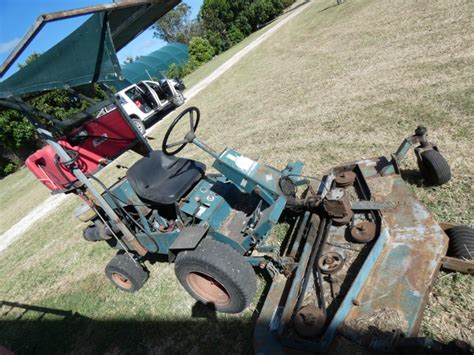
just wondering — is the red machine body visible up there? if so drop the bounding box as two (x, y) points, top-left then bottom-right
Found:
(26, 109), (139, 193)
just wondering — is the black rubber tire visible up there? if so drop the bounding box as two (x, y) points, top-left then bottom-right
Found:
(131, 118), (146, 135)
(105, 254), (149, 292)
(174, 239), (256, 313)
(420, 150), (451, 186)
(445, 226), (474, 260)
(171, 91), (185, 107)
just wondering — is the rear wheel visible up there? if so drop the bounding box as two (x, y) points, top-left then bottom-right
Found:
(105, 254), (149, 292)
(419, 149), (451, 186)
(445, 226), (474, 260)
(174, 239), (256, 313)
(131, 118), (146, 135)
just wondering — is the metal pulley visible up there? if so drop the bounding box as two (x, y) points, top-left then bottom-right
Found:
(335, 171), (357, 187)
(294, 305), (327, 338)
(318, 251), (345, 274)
(351, 221), (376, 243)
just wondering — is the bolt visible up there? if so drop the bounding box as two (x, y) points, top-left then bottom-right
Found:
(301, 313), (316, 325)
(352, 298), (360, 306)
(357, 224), (366, 232)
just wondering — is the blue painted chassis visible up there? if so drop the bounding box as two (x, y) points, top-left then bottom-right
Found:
(103, 145), (304, 264)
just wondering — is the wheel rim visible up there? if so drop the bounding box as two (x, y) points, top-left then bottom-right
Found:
(186, 272), (231, 305)
(133, 120), (144, 134)
(112, 272), (133, 290)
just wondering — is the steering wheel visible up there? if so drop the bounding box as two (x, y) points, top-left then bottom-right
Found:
(162, 107), (200, 155)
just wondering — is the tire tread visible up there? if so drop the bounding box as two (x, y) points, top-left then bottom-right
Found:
(446, 226), (474, 260)
(175, 239), (256, 313)
(105, 254), (149, 292)
(420, 150), (451, 185)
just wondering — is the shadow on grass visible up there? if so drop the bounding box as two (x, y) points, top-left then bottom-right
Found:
(143, 105), (176, 131)
(318, 3), (339, 12)
(0, 300), (254, 355)
(283, 0), (311, 15)
(2, 285), (472, 355)
(400, 168), (424, 187)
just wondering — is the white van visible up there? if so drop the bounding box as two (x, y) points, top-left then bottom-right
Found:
(99, 79), (185, 134)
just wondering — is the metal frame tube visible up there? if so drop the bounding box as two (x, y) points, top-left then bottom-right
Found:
(103, 84), (153, 155)
(45, 135), (148, 256)
(10, 99), (148, 256)
(0, 0), (155, 76)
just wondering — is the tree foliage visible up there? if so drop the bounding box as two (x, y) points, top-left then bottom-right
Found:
(198, 0), (295, 53)
(166, 36), (215, 79)
(188, 37), (215, 65)
(122, 55), (142, 65)
(0, 53), (108, 177)
(153, 3), (202, 45)
(17, 52), (42, 69)
(165, 0), (295, 78)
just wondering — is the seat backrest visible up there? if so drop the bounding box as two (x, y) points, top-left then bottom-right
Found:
(126, 150), (206, 205)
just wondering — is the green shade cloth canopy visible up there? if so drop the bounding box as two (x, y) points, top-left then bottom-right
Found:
(0, 13), (120, 99)
(107, 42), (189, 91)
(0, 0), (180, 99)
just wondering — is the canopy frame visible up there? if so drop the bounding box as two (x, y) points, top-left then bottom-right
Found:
(0, 0), (177, 76)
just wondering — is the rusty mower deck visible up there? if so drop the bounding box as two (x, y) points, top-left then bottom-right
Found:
(254, 156), (450, 354)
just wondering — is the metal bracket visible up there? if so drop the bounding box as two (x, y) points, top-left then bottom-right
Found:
(441, 256), (474, 275)
(169, 225), (209, 251)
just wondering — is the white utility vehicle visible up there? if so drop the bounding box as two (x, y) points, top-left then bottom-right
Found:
(99, 78), (185, 134)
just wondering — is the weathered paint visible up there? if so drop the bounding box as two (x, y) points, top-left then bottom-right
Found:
(254, 156), (449, 353)
(343, 172), (448, 338)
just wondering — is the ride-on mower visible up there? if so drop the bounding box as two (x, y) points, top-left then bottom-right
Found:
(0, 1), (472, 354)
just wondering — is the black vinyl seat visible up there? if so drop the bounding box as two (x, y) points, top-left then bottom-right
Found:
(126, 150), (205, 205)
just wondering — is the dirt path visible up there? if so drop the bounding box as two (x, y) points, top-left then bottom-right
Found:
(0, 0), (311, 254)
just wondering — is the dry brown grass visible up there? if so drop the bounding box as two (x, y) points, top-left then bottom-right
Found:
(0, 0), (473, 352)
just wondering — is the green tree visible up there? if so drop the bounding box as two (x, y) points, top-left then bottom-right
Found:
(199, 0), (232, 51)
(188, 37), (215, 65)
(153, 3), (201, 44)
(167, 0), (297, 85)
(199, 0), (296, 54)
(0, 53), (108, 176)
(0, 108), (37, 176)
(17, 52), (41, 69)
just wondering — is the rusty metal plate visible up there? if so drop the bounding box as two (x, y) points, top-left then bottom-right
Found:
(342, 173), (448, 338)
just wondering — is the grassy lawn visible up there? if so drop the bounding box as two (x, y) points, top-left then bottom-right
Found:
(0, 167), (51, 235)
(181, 2), (293, 90)
(1, 0), (473, 353)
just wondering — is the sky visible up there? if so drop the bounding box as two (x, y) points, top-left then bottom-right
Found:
(0, 0), (202, 78)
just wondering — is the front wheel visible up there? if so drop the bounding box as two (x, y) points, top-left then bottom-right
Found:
(131, 118), (146, 135)
(419, 149), (451, 186)
(174, 239), (256, 313)
(171, 91), (185, 107)
(105, 254), (149, 292)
